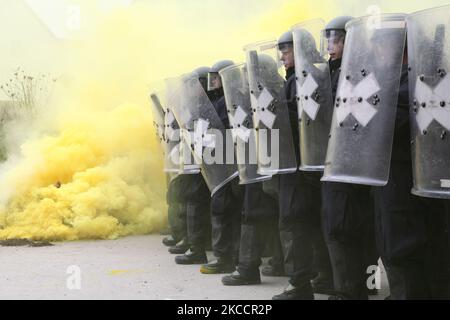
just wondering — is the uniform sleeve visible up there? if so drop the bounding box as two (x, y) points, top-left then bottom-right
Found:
(285, 75), (301, 164)
(391, 68), (411, 163)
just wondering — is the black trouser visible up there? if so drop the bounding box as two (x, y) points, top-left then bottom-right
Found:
(237, 182), (278, 278)
(322, 182), (377, 299)
(373, 162), (450, 299)
(279, 171), (329, 288)
(166, 176), (189, 243)
(167, 202), (186, 242)
(210, 178), (244, 262)
(184, 174), (211, 252)
(447, 201), (450, 274)
(267, 223), (285, 270)
(263, 177), (285, 272)
(312, 215), (334, 279)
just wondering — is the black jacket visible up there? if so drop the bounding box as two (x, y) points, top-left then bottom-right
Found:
(391, 65), (411, 164)
(208, 88), (230, 129)
(284, 67), (300, 164)
(329, 58), (342, 103)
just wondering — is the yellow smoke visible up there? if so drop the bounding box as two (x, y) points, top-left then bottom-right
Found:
(0, 0), (339, 241)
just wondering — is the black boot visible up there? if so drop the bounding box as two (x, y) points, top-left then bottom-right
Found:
(261, 265), (286, 277)
(175, 249), (207, 265)
(272, 284), (314, 300)
(200, 258), (235, 274)
(168, 239), (189, 254)
(311, 271), (334, 295)
(222, 270), (261, 286)
(162, 235), (177, 247)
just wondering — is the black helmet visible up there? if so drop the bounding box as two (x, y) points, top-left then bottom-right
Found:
(325, 16), (353, 33)
(278, 31), (294, 50)
(192, 66), (211, 79)
(210, 60), (235, 73)
(208, 60), (235, 91)
(192, 66), (211, 91)
(324, 16), (353, 41)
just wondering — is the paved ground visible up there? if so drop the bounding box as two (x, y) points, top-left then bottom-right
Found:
(0, 235), (390, 300)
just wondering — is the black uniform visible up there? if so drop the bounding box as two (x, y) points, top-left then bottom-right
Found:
(208, 89), (244, 263)
(262, 177), (285, 275)
(278, 67), (332, 291)
(321, 58), (379, 299)
(447, 202), (450, 283)
(184, 174), (211, 252)
(373, 66), (450, 299)
(166, 175), (188, 243)
(236, 182), (279, 279)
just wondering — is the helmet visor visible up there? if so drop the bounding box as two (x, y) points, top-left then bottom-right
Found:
(207, 72), (222, 91)
(321, 29), (346, 59)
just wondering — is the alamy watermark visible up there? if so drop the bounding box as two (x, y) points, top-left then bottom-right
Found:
(166, 122), (281, 170)
(366, 265), (382, 290)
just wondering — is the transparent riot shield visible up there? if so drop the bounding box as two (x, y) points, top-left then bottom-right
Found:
(243, 40), (298, 176)
(407, 6), (450, 199)
(149, 92), (166, 147)
(163, 90), (181, 175)
(163, 79), (200, 175)
(179, 138), (200, 174)
(292, 19), (334, 171)
(322, 14), (407, 186)
(220, 63), (272, 185)
(168, 75), (238, 196)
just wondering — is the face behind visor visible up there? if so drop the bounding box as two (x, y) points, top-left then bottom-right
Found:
(324, 29), (346, 60)
(207, 60), (235, 91)
(192, 66), (211, 92)
(278, 31), (295, 70)
(322, 16), (353, 60)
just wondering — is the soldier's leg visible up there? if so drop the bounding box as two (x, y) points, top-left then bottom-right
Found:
(170, 203), (187, 244)
(308, 173), (333, 294)
(322, 182), (372, 299)
(447, 201), (450, 295)
(447, 201), (450, 290)
(223, 182), (277, 285)
(424, 200), (450, 299)
(169, 175), (197, 254)
(363, 202), (380, 296)
(311, 225), (334, 294)
(262, 219), (286, 277)
(363, 195), (379, 270)
(230, 181), (245, 265)
(373, 164), (438, 299)
(210, 183), (235, 260)
(201, 178), (243, 274)
(163, 179), (182, 247)
(261, 177), (286, 276)
(175, 175), (210, 265)
(162, 202), (179, 246)
(170, 176), (188, 242)
(168, 203), (190, 254)
(273, 173), (316, 300)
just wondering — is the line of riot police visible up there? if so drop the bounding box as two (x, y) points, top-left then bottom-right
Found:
(149, 5), (450, 300)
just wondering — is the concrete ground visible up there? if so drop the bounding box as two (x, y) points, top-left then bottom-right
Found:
(0, 235), (390, 300)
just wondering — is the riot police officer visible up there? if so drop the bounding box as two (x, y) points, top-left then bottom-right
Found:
(175, 67), (213, 265)
(149, 94), (185, 250)
(373, 10), (450, 299)
(199, 60), (245, 274)
(217, 61), (280, 286)
(320, 16), (379, 300)
(272, 31), (332, 300)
